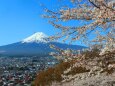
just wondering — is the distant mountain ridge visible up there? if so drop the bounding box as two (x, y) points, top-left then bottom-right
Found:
(0, 32), (87, 56)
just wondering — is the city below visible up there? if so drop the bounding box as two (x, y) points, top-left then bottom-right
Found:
(0, 56), (58, 86)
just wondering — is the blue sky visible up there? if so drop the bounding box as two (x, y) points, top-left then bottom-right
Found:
(0, 0), (55, 46)
(0, 0), (87, 46)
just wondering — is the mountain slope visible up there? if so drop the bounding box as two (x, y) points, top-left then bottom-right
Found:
(0, 32), (86, 56)
(22, 32), (48, 43)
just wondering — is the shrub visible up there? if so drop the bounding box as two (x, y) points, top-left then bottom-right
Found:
(34, 62), (71, 86)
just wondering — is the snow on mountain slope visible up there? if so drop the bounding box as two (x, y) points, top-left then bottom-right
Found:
(22, 32), (49, 43)
(0, 32), (87, 56)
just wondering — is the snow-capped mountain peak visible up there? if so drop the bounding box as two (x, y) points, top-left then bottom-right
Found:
(22, 32), (49, 43)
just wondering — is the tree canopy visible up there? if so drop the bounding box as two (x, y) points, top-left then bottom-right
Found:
(43, 0), (115, 50)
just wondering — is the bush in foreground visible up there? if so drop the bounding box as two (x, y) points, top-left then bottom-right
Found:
(34, 59), (91, 86)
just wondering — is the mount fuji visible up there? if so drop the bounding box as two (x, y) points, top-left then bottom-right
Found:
(0, 32), (86, 56)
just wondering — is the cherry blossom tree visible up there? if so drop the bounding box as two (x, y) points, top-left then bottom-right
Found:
(43, 0), (115, 54)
